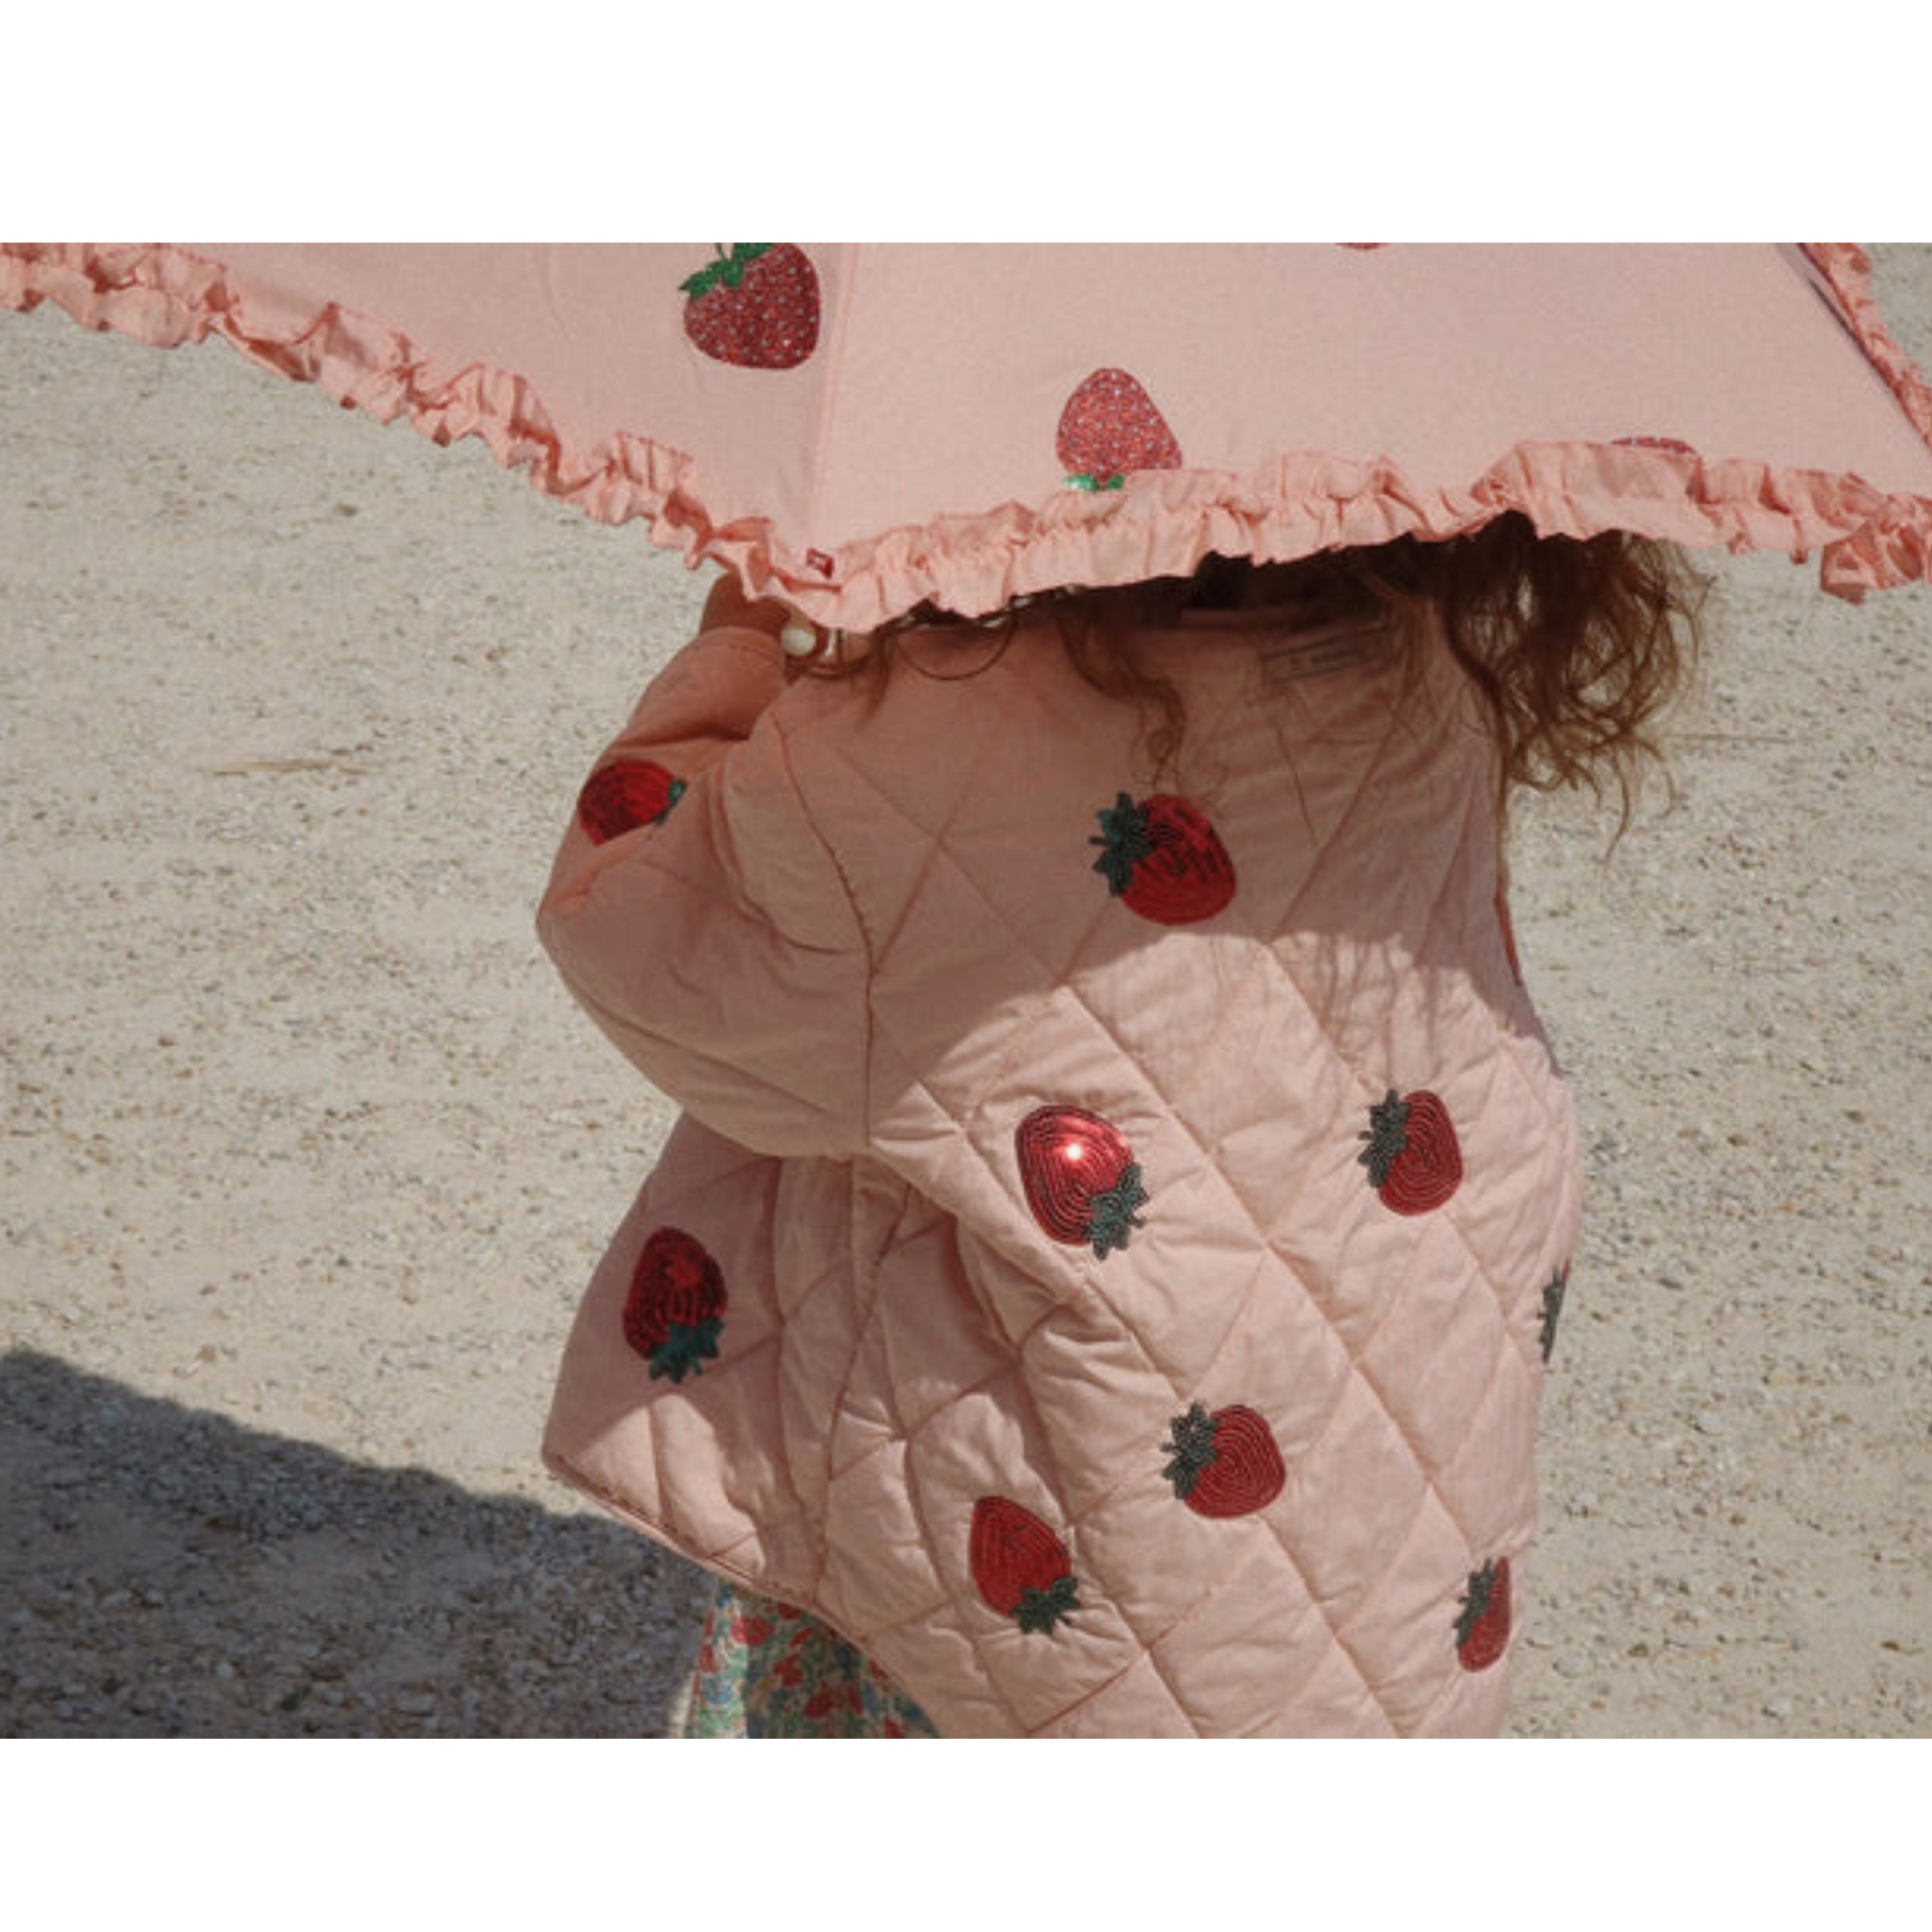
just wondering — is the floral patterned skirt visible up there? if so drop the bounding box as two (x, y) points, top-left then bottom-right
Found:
(677, 1582), (940, 1738)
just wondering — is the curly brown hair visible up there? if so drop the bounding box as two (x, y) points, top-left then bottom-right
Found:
(809, 513), (1706, 825)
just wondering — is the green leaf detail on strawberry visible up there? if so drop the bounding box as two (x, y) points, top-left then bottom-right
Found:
(649, 1316), (724, 1382)
(1056, 368), (1182, 491)
(1162, 1402), (1287, 1517)
(576, 759), (688, 845)
(970, 1496), (1079, 1634)
(1085, 1170), (1148, 1257)
(1015, 1106), (1149, 1258)
(679, 243), (775, 298)
(681, 244), (821, 371)
(1454, 1556), (1512, 1672)
(1539, 1265), (1569, 1364)
(623, 1227), (728, 1382)
(1016, 1575), (1081, 1634)
(1358, 1088), (1463, 1215)
(1091, 791), (1236, 925)
(1090, 793), (1154, 890)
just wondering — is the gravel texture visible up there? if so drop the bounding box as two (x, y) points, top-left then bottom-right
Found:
(3, 247), (1928, 1737)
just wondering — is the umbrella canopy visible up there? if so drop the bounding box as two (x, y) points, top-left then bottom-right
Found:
(6, 242), (1932, 630)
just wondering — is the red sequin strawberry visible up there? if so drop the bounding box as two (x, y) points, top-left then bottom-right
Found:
(681, 245), (821, 370)
(1014, 1106), (1148, 1258)
(622, 1226), (727, 1382)
(1161, 1402), (1286, 1518)
(1455, 1556), (1512, 1671)
(970, 1496), (1079, 1633)
(1358, 1089), (1463, 1215)
(576, 758), (687, 845)
(1056, 368), (1183, 491)
(1090, 791), (1236, 925)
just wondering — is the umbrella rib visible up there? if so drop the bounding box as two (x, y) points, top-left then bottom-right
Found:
(800, 242), (861, 567)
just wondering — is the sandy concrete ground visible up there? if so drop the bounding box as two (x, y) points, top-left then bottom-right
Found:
(2, 248), (1928, 1737)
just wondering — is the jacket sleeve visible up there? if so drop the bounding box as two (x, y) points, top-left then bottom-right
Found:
(537, 623), (870, 1158)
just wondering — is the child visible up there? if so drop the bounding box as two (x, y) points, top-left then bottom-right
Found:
(537, 516), (1701, 1737)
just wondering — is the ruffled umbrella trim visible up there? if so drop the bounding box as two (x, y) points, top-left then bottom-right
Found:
(5, 241), (1931, 627)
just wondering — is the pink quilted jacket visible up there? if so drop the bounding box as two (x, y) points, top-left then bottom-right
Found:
(537, 600), (1582, 1737)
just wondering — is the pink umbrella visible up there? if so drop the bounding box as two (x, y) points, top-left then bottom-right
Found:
(6, 242), (1931, 629)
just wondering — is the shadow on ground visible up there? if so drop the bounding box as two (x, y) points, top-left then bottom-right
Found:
(0, 1349), (711, 1736)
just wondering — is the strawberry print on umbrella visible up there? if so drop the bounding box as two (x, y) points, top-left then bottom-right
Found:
(1091, 791), (1236, 926)
(970, 1497), (1079, 1633)
(1358, 1088), (1463, 1215)
(623, 1226), (727, 1382)
(681, 245), (822, 371)
(1015, 1106), (1149, 1258)
(576, 758), (688, 845)
(1056, 368), (1182, 491)
(1161, 1402), (1287, 1518)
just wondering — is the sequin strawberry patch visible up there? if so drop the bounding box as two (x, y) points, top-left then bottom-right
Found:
(1056, 368), (1182, 491)
(1358, 1089), (1463, 1215)
(1455, 1557), (1511, 1672)
(1161, 1402), (1286, 1517)
(681, 245), (821, 371)
(970, 1497), (1079, 1633)
(1090, 792), (1236, 925)
(623, 1227), (727, 1382)
(1014, 1106), (1148, 1258)
(576, 759), (687, 845)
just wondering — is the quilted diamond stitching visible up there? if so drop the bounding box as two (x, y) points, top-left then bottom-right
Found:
(826, 715), (1552, 1730)
(556, 624), (1581, 1734)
